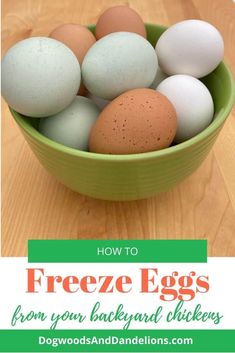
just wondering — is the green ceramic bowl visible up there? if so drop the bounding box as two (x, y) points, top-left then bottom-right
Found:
(10, 24), (235, 201)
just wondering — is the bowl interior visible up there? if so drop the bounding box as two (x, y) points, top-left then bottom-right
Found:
(11, 23), (235, 159)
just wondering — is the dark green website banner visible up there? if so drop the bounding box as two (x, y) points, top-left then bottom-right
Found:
(28, 239), (207, 263)
(0, 329), (234, 352)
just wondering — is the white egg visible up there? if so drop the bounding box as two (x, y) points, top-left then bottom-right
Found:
(149, 68), (168, 89)
(39, 96), (100, 150)
(87, 93), (110, 110)
(156, 20), (224, 78)
(157, 75), (214, 143)
(1, 37), (81, 117)
(82, 32), (158, 100)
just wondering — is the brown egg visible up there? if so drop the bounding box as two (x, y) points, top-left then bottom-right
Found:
(89, 88), (177, 154)
(49, 24), (96, 95)
(95, 6), (147, 40)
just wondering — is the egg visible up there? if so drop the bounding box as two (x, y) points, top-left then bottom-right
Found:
(156, 20), (224, 78)
(1, 37), (81, 117)
(149, 68), (168, 89)
(49, 24), (96, 95)
(87, 93), (110, 110)
(89, 88), (177, 154)
(95, 5), (146, 39)
(157, 75), (214, 143)
(82, 32), (158, 100)
(39, 96), (100, 150)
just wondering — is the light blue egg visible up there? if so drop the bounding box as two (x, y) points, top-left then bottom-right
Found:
(39, 96), (100, 150)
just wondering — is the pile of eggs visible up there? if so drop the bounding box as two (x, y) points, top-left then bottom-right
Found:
(1, 6), (224, 154)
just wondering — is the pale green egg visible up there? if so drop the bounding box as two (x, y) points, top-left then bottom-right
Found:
(39, 96), (100, 150)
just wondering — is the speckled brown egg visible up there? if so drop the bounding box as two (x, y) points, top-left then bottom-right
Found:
(95, 6), (147, 40)
(89, 88), (177, 154)
(49, 24), (96, 95)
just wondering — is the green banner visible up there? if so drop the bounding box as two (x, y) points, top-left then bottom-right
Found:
(28, 240), (207, 263)
(0, 329), (234, 352)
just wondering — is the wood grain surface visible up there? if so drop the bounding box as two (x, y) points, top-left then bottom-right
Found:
(1, 0), (235, 257)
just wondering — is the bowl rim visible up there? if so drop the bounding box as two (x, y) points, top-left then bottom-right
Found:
(10, 23), (235, 162)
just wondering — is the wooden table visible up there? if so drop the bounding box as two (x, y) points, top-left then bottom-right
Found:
(2, 0), (235, 257)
